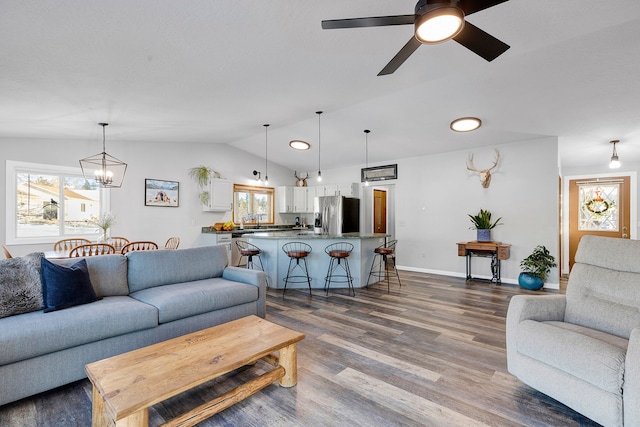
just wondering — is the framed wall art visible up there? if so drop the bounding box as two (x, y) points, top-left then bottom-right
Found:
(361, 164), (398, 182)
(145, 179), (179, 207)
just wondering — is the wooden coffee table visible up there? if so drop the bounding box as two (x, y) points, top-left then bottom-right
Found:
(85, 315), (305, 427)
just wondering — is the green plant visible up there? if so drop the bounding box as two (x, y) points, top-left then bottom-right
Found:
(520, 245), (557, 280)
(188, 166), (221, 205)
(468, 209), (502, 230)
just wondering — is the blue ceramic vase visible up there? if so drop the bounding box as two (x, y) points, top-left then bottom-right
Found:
(518, 273), (544, 290)
(477, 229), (491, 242)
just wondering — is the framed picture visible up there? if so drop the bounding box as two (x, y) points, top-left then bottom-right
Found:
(361, 164), (398, 182)
(145, 179), (179, 207)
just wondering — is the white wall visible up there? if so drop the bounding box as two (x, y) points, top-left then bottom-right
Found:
(1, 136), (561, 287)
(0, 138), (295, 256)
(320, 137), (561, 286)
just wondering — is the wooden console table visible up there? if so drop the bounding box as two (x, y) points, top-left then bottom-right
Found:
(457, 241), (511, 284)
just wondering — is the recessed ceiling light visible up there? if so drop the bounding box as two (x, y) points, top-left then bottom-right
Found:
(450, 117), (482, 132)
(289, 140), (310, 150)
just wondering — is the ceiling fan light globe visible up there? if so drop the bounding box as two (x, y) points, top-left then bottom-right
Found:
(415, 6), (464, 44)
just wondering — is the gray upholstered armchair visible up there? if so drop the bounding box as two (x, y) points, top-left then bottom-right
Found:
(507, 235), (640, 427)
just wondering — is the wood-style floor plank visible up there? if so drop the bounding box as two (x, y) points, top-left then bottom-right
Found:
(0, 271), (601, 426)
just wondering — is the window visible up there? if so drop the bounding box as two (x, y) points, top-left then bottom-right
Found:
(233, 184), (274, 225)
(6, 161), (106, 244)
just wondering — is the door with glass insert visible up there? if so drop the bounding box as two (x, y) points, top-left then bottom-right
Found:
(568, 176), (630, 270)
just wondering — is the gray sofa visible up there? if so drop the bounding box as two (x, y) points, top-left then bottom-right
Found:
(507, 235), (640, 427)
(0, 245), (266, 407)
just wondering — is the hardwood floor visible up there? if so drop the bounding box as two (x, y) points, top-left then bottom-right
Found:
(0, 271), (601, 426)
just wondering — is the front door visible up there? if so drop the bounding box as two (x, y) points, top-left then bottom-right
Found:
(373, 189), (387, 234)
(568, 176), (631, 270)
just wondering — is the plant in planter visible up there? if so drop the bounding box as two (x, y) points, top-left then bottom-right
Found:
(468, 209), (502, 242)
(519, 245), (557, 290)
(188, 166), (221, 205)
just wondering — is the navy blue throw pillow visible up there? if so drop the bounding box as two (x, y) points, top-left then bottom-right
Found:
(41, 258), (101, 312)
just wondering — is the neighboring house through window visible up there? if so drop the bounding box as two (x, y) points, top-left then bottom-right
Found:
(6, 160), (107, 245)
(233, 184), (274, 225)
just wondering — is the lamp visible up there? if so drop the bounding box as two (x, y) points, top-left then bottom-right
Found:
(316, 111), (323, 182)
(289, 140), (310, 150)
(263, 124), (269, 185)
(253, 170), (261, 181)
(80, 123), (127, 188)
(609, 140), (621, 169)
(450, 117), (481, 132)
(364, 129), (370, 187)
(414, 3), (464, 44)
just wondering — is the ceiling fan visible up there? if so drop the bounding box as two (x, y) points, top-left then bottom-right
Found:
(321, 0), (510, 76)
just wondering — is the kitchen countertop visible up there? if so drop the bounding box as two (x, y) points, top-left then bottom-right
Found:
(247, 232), (388, 239)
(201, 226), (310, 235)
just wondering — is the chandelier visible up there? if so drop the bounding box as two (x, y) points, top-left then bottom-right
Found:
(80, 123), (127, 188)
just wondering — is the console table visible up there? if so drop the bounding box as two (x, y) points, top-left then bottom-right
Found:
(457, 241), (511, 284)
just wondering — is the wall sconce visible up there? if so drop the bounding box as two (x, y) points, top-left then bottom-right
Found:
(609, 140), (621, 169)
(253, 170), (262, 182)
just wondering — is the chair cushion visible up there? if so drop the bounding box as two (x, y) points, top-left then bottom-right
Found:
(375, 248), (393, 255)
(329, 250), (350, 258)
(287, 251), (308, 258)
(516, 319), (627, 394)
(41, 258), (101, 312)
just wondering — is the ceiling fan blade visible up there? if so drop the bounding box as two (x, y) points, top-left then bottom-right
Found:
(322, 15), (415, 30)
(458, 0), (509, 16)
(378, 37), (422, 76)
(453, 21), (509, 61)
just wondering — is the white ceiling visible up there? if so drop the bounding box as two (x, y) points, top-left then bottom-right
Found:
(2, 0), (640, 172)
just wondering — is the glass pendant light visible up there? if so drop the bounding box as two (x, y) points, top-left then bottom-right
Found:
(316, 111), (323, 182)
(364, 129), (370, 186)
(264, 124), (269, 185)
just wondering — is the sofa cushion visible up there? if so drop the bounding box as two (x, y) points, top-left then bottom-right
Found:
(51, 254), (128, 297)
(516, 319), (627, 394)
(0, 296), (158, 365)
(130, 278), (258, 324)
(41, 258), (101, 312)
(0, 252), (43, 319)
(126, 246), (228, 292)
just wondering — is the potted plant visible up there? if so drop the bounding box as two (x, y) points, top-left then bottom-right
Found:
(188, 166), (221, 205)
(468, 209), (502, 242)
(518, 245), (557, 290)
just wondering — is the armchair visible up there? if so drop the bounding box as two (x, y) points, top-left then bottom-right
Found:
(507, 235), (640, 427)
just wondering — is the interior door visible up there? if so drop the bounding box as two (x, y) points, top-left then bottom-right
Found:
(373, 189), (387, 234)
(568, 176), (630, 270)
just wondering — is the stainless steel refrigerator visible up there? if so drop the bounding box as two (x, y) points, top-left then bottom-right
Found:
(313, 196), (360, 235)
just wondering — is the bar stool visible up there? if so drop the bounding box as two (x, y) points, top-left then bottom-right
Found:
(324, 242), (355, 297)
(282, 242), (312, 297)
(236, 240), (269, 287)
(367, 240), (401, 293)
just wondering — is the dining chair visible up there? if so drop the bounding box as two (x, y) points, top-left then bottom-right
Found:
(121, 241), (159, 254)
(53, 238), (92, 253)
(69, 243), (116, 257)
(110, 236), (130, 252)
(164, 237), (180, 250)
(2, 244), (13, 259)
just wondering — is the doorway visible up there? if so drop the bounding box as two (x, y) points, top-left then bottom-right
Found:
(373, 189), (387, 234)
(567, 175), (631, 271)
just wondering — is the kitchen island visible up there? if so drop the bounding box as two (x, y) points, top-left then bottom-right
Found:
(245, 232), (389, 292)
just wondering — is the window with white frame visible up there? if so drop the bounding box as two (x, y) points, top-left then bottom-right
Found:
(6, 160), (106, 244)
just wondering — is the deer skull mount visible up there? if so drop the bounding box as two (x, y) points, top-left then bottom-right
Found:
(294, 171), (308, 187)
(467, 149), (500, 188)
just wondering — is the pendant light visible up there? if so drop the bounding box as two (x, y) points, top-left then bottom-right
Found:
(609, 140), (621, 169)
(80, 123), (127, 188)
(316, 111), (323, 182)
(264, 124), (269, 185)
(364, 129), (370, 187)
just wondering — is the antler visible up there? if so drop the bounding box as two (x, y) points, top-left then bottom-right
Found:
(487, 149), (500, 171)
(294, 171), (299, 179)
(466, 153), (478, 172)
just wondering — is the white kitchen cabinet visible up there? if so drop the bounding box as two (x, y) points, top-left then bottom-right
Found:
(306, 186), (321, 213)
(278, 186), (292, 213)
(323, 184), (338, 196)
(203, 179), (233, 211)
(293, 187), (307, 213)
(337, 183), (360, 198)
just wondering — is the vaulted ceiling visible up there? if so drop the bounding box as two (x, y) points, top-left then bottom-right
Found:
(2, 1), (640, 172)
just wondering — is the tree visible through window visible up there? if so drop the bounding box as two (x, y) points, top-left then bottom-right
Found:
(7, 161), (104, 242)
(233, 184), (274, 225)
